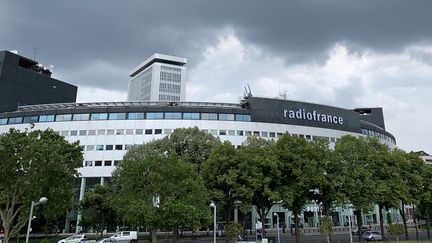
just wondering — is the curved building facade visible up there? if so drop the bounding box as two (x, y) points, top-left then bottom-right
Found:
(0, 96), (396, 231)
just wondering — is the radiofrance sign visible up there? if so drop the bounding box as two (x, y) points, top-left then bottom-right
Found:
(283, 108), (344, 125)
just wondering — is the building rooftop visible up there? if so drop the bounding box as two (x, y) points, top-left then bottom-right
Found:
(130, 53), (187, 77)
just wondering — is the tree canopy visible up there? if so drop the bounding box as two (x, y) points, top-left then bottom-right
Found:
(0, 128), (82, 243)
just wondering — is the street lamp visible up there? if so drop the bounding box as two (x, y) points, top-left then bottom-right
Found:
(273, 213), (280, 243)
(210, 202), (216, 243)
(345, 205), (353, 243)
(26, 197), (48, 243)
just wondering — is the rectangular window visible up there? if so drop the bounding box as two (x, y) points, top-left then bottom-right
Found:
(183, 112), (200, 120)
(79, 130), (87, 136)
(125, 144), (133, 150)
(97, 130), (106, 135)
(85, 161), (93, 167)
(277, 133), (283, 138)
(306, 135), (312, 140)
(61, 131), (69, 136)
(8, 117), (23, 124)
(155, 129), (162, 134)
(96, 145), (104, 151)
(135, 129), (143, 135)
(145, 129), (153, 134)
(126, 129), (134, 135)
(73, 113), (90, 121)
(56, 114), (72, 121)
(108, 113), (127, 120)
(105, 145), (113, 151)
(228, 130), (235, 136)
(104, 161), (112, 166)
(70, 130), (78, 136)
(165, 112), (182, 119)
(127, 112), (145, 120)
(237, 130), (244, 136)
(87, 130), (96, 135)
(39, 115), (55, 122)
(210, 130), (218, 135)
(330, 137), (336, 143)
(146, 112), (163, 119)
(86, 145), (94, 151)
(23, 116), (39, 123)
(261, 132), (268, 137)
(90, 113), (108, 120)
(219, 114), (235, 121)
(253, 131), (260, 136)
(164, 129), (172, 134)
(269, 132), (276, 138)
(114, 160), (121, 166)
(219, 130), (227, 135)
(116, 129), (124, 135)
(115, 145), (123, 150)
(235, 114), (252, 122)
(94, 161), (102, 166)
(201, 113), (218, 120)
(0, 118), (7, 125)
(107, 129), (115, 135)
(245, 131), (252, 136)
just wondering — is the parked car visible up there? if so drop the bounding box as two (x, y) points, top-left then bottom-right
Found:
(110, 231), (138, 243)
(351, 226), (369, 235)
(96, 238), (120, 243)
(58, 234), (87, 243)
(362, 231), (383, 241)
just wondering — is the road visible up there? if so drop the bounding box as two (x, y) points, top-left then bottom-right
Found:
(149, 231), (432, 243)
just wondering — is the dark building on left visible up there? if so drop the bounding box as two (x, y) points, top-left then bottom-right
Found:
(0, 50), (77, 112)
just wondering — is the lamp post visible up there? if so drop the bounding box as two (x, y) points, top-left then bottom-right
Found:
(346, 205), (353, 243)
(26, 197), (48, 243)
(273, 213), (280, 243)
(210, 202), (216, 243)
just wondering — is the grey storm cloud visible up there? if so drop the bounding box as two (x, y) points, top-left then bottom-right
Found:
(1, 0), (432, 90)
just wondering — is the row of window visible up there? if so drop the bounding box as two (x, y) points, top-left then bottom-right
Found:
(159, 82), (181, 93)
(0, 112), (252, 125)
(159, 94), (181, 101)
(361, 128), (396, 144)
(161, 65), (182, 72)
(84, 160), (121, 167)
(59, 127), (341, 143)
(84, 144), (134, 151)
(160, 71), (181, 83)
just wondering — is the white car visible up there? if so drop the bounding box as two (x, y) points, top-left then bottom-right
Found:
(110, 231), (138, 243)
(96, 238), (120, 243)
(58, 234), (87, 243)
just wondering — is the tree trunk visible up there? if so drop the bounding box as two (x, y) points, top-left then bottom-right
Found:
(413, 205), (419, 240)
(150, 228), (157, 243)
(293, 209), (301, 243)
(399, 200), (409, 240)
(378, 205), (385, 238)
(355, 210), (363, 242)
(172, 226), (178, 243)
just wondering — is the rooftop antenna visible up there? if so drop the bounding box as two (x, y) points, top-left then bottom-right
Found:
(243, 84), (253, 98)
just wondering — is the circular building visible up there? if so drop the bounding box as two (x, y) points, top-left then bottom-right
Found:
(0, 96), (396, 232)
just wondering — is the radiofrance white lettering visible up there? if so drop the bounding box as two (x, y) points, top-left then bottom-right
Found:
(283, 109), (344, 125)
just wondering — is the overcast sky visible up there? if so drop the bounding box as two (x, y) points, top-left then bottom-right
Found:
(1, 0), (431, 153)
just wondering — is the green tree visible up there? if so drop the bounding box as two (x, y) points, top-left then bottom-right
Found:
(201, 141), (243, 227)
(0, 128), (82, 243)
(237, 136), (280, 237)
(79, 184), (118, 238)
(393, 150), (425, 240)
(111, 141), (210, 243)
(366, 137), (401, 237)
(275, 133), (328, 243)
(333, 135), (375, 242)
(162, 127), (221, 167)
